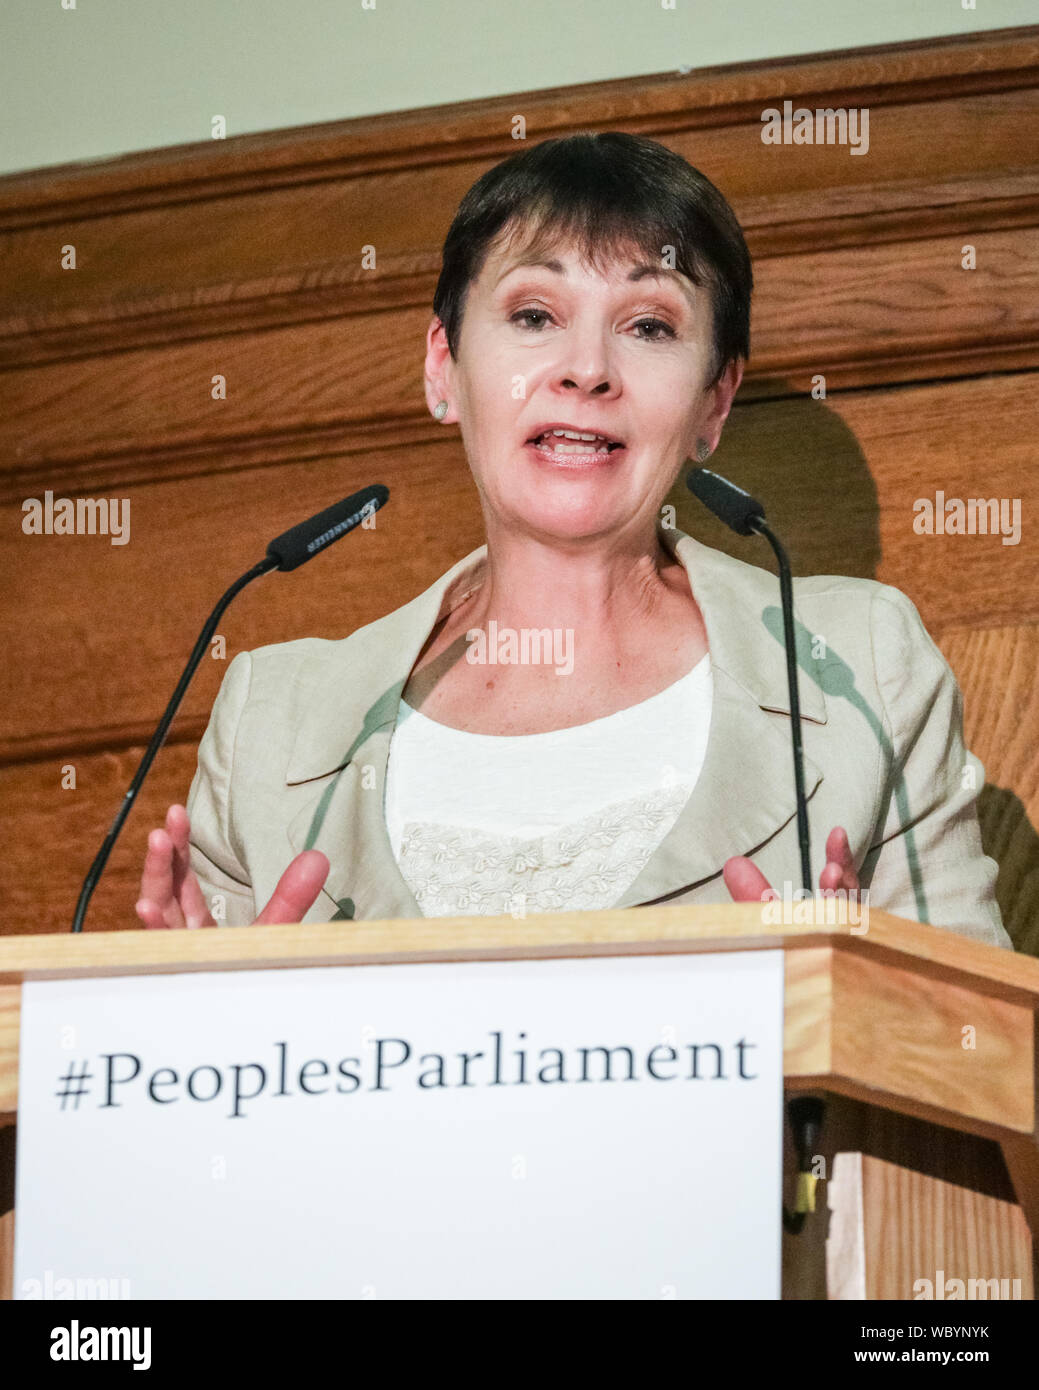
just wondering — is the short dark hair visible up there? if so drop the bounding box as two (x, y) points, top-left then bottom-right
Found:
(432, 132), (752, 386)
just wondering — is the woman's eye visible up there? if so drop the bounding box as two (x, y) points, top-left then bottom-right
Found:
(510, 308), (553, 330)
(508, 309), (676, 340)
(633, 318), (675, 341)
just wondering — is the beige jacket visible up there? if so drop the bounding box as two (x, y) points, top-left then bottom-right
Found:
(186, 524), (1012, 949)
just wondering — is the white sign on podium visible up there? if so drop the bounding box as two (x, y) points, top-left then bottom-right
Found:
(16, 950), (784, 1299)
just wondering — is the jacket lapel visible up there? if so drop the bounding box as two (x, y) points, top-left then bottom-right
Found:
(614, 527), (826, 906)
(283, 524), (827, 920)
(284, 547), (490, 922)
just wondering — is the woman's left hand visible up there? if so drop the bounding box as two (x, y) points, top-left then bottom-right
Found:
(723, 826), (859, 902)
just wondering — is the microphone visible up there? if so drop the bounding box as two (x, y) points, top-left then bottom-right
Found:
(266, 486), (388, 571)
(686, 467), (812, 892)
(686, 467), (765, 536)
(688, 467), (824, 1238)
(70, 484), (389, 933)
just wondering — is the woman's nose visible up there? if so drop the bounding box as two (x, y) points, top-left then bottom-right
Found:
(555, 332), (618, 396)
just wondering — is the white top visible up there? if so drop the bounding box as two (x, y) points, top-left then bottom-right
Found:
(383, 655), (713, 918)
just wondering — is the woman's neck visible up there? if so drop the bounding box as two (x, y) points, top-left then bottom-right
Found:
(467, 523), (681, 641)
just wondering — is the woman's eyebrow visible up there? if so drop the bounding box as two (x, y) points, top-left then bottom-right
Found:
(494, 256), (566, 287)
(627, 263), (697, 306)
(494, 257), (692, 301)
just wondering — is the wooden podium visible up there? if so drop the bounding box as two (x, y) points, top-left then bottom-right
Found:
(1, 903), (1036, 1300)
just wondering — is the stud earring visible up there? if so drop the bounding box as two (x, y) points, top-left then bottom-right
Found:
(695, 438), (711, 462)
(433, 400), (448, 421)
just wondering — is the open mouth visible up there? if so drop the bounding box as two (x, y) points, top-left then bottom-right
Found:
(526, 428), (626, 458)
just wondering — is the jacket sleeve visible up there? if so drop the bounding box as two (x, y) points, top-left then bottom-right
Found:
(185, 651), (257, 927)
(859, 585), (1011, 949)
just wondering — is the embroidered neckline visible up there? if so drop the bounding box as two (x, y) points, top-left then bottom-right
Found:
(396, 779), (697, 917)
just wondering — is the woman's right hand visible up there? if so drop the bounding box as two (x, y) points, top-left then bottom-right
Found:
(135, 803), (330, 929)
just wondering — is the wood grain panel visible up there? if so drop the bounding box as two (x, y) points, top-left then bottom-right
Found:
(784, 948), (832, 1078)
(3, 373), (1035, 760)
(5, 163), (1038, 371)
(684, 373), (1039, 634)
(859, 1154), (1032, 1299)
(0, 988), (17, 1119)
(937, 627), (1039, 958)
(0, 443), (483, 753)
(3, 228), (1037, 484)
(811, 1097), (1034, 1299)
(0, 745), (204, 937)
(829, 949), (1034, 1132)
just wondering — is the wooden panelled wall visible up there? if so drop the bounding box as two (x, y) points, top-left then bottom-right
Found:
(1, 28), (1037, 946)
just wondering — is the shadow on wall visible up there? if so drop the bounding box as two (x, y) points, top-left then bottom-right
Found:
(667, 385), (881, 579)
(664, 386), (1038, 955)
(978, 786), (1039, 957)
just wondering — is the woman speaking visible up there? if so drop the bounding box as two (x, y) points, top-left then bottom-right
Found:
(134, 132), (1010, 949)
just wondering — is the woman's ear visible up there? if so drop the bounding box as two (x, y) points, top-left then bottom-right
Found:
(701, 358), (745, 450)
(424, 317), (454, 419)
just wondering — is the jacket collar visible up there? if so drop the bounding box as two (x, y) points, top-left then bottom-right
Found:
(285, 524), (826, 919)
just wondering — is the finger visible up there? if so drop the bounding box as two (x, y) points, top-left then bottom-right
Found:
(825, 825), (853, 871)
(255, 851), (331, 926)
(138, 829), (190, 930)
(820, 826), (859, 893)
(135, 897), (169, 930)
(180, 872), (216, 930)
(166, 804), (192, 898)
(163, 805), (214, 929)
(723, 855), (776, 904)
(165, 803), (191, 846)
(139, 828), (177, 906)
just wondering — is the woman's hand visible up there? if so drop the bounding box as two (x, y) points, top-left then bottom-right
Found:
(134, 804), (329, 929)
(723, 825), (859, 902)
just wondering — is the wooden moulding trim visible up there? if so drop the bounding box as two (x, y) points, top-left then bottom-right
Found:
(783, 947), (833, 1079)
(0, 27), (1036, 224)
(3, 179), (1038, 371)
(784, 1072), (1035, 1147)
(0, 716), (211, 769)
(4, 353), (1039, 513)
(3, 301), (1037, 405)
(783, 944), (1037, 1142)
(1, 906), (1038, 995)
(837, 949), (1034, 1134)
(0, 417), (445, 505)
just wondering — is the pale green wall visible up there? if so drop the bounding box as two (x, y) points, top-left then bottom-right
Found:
(0, 0), (1033, 177)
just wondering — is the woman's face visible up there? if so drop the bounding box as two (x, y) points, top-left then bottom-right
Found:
(425, 230), (743, 545)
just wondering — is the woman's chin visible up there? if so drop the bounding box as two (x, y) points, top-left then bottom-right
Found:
(504, 496), (633, 540)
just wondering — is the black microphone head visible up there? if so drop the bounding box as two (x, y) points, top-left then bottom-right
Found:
(686, 467), (765, 536)
(266, 485), (389, 571)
